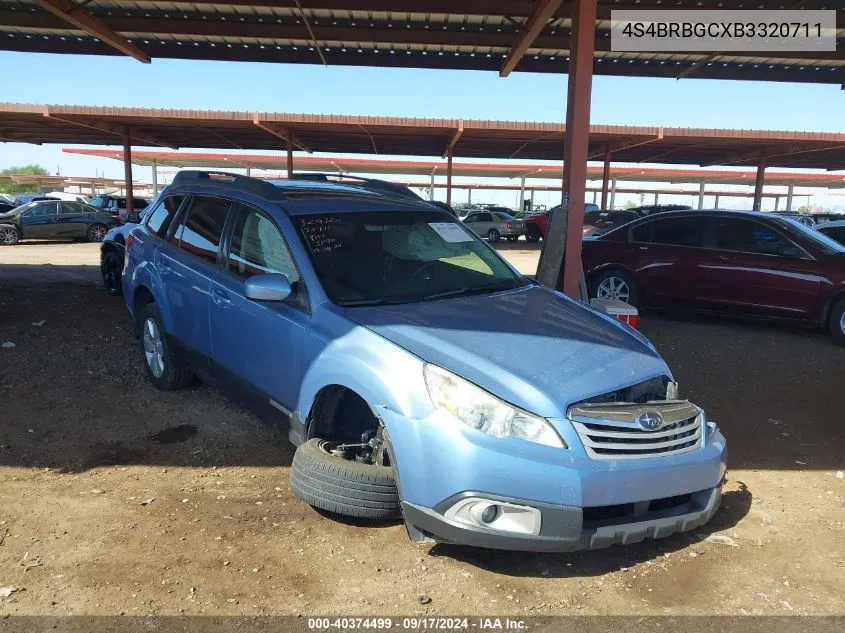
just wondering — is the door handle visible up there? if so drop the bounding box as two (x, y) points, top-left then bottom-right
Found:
(638, 246), (649, 252)
(212, 289), (232, 307)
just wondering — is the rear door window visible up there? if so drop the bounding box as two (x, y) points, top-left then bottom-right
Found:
(145, 195), (185, 238)
(633, 217), (707, 247)
(172, 196), (231, 265)
(60, 202), (83, 216)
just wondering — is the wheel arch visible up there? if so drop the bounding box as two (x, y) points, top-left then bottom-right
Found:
(821, 289), (845, 328)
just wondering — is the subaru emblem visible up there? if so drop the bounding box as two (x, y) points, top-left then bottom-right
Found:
(637, 411), (663, 431)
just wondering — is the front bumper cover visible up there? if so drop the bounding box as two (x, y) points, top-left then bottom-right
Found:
(402, 484), (722, 552)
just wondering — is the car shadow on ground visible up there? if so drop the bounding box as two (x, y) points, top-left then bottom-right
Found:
(490, 241), (542, 251)
(426, 481), (752, 577)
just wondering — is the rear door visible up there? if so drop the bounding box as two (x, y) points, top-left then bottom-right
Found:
(19, 202), (60, 239)
(703, 216), (821, 319)
(58, 202), (88, 237)
(155, 195), (232, 368)
(628, 216), (709, 306)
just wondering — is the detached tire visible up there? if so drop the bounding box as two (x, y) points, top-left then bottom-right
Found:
(290, 438), (401, 520)
(101, 249), (123, 296)
(829, 297), (845, 347)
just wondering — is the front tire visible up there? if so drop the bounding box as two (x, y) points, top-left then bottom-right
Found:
(290, 438), (401, 520)
(139, 303), (194, 391)
(101, 249), (123, 296)
(590, 269), (639, 307)
(0, 224), (19, 245)
(87, 223), (108, 242)
(829, 297), (845, 347)
(487, 228), (501, 243)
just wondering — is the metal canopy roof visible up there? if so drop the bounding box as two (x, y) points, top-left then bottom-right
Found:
(4, 103), (845, 170)
(0, 1), (842, 84)
(63, 148), (845, 189)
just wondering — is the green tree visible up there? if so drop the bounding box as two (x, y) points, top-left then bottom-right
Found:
(796, 204), (811, 214)
(0, 165), (50, 195)
(623, 200), (636, 209)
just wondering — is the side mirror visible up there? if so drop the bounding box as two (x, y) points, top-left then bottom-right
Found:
(245, 273), (292, 302)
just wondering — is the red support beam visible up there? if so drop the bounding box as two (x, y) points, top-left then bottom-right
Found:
(123, 126), (134, 217)
(535, 0), (597, 298)
(287, 138), (294, 178)
(600, 143), (612, 209)
(753, 153), (767, 211)
(33, 0), (150, 63)
(443, 125), (464, 159)
(446, 148), (454, 206)
(499, 0), (563, 77)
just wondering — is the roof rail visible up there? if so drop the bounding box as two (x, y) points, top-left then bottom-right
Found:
(171, 170), (284, 199)
(290, 172), (424, 202)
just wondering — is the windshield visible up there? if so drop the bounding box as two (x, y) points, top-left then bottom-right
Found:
(778, 217), (845, 255)
(294, 210), (526, 306)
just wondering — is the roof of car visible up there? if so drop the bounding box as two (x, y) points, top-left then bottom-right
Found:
(167, 170), (440, 216)
(818, 219), (845, 228)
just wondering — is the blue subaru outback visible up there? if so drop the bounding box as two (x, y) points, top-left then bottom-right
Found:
(122, 171), (727, 552)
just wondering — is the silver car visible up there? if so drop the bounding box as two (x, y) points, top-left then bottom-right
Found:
(462, 210), (526, 242)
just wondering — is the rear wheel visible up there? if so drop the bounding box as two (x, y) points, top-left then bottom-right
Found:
(829, 298), (845, 347)
(590, 269), (639, 307)
(87, 223), (108, 242)
(101, 249), (123, 296)
(0, 224), (19, 245)
(525, 226), (541, 242)
(139, 303), (194, 390)
(290, 437), (401, 520)
(487, 228), (501, 242)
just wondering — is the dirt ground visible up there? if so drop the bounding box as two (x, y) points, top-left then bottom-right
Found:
(0, 241), (843, 617)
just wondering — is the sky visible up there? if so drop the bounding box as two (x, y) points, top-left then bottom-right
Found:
(1, 51), (844, 209)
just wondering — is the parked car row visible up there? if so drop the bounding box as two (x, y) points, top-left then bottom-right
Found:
(582, 210), (845, 346)
(109, 169), (727, 552)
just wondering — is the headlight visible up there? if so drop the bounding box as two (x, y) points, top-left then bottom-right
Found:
(423, 364), (565, 448)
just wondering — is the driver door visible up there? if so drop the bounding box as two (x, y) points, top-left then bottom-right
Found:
(20, 201), (60, 239)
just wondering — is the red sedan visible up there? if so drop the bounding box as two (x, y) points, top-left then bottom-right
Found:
(581, 210), (845, 345)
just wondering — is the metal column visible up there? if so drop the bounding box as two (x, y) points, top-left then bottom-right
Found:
(430, 168), (436, 201)
(518, 176), (526, 212)
(122, 126), (134, 217)
(446, 148), (454, 207)
(246, 166), (251, 178)
(786, 183), (794, 211)
(609, 179), (617, 209)
(535, 0), (597, 298)
(151, 160), (158, 196)
(774, 197), (779, 211)
(286, 138), (294, 178)
(714, 195), (720, 208)
(591, 191), (597, 204)
(600, 143), (612, 208)
(697, 182), (706, 210)
(753, 154), (767, 211)
(653, 193), (658, 205)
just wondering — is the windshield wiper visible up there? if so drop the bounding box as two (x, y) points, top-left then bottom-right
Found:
(418, 281), (522, 302)
(340, 297), (410, 307)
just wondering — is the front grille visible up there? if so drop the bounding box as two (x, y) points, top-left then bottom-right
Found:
(568, 400), (703, 460)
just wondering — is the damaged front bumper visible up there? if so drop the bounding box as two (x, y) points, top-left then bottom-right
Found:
(378, 403), (727, 552)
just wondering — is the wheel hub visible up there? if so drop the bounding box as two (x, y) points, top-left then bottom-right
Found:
(142, 318), (165, 378)
(597, 276), (630, 302)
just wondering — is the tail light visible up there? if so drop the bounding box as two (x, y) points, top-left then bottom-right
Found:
(506, 221), (513, 229)
(125, 230), (136, 252)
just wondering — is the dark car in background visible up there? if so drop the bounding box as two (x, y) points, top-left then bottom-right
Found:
(771, 212), (815, 228)
(816, 220), (845, 247)
(629, 204), (692, 216)
(89, 194), (151, 222)
(582, 209), (641, 237)
(0, 200), (118, 245)
(581, 210), (845, 345)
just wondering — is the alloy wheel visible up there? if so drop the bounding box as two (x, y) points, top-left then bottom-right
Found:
(0, 227), (17, 244)
(90, 225), (107, 241)
(142, 318), (165, 378)
(597, 276), (630, 302)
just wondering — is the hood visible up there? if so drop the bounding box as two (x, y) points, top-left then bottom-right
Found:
(0, 209), (18, 219)
(345, 285), (669, 418)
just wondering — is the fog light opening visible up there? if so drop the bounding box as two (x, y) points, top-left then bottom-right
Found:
(444, 497), (541, 535)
